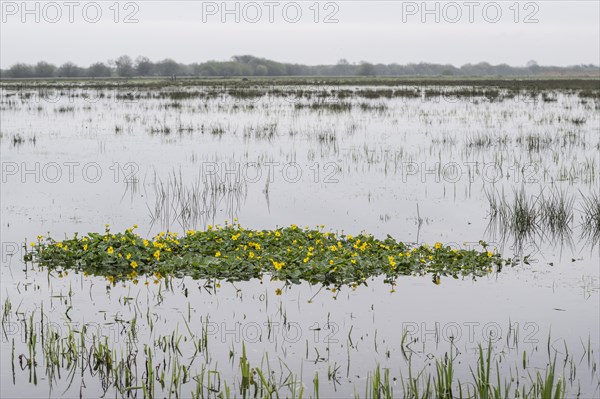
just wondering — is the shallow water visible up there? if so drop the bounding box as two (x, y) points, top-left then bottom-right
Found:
(1, 82), (599, 397)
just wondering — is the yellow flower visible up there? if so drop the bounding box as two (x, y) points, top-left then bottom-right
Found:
(232, 233), (240, 241)
(30, 242), (35, 247)
(248, 252), (255, 259)
(131, 261), (138, 269)
(83, 244), (88, 251)
(143, 239), (149, 247)
(275, 288), (282, 295)
(303, 257), (309, 263)
(107, 246), (114, 255)
(274, 231), (281, 237)
(107, 275), (115, 283)
(215, 251), (221, 257)
(329, 260), (334, 265)
(487, 251), (493, 258)
(126, 253), (132, 260)
(153, 250), (160, 260)
(434, 242), (442, 249)
(271, 260), (285, 270)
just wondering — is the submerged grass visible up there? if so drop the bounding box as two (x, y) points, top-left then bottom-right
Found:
(6, 304), (595, 399)
(24, 224), (509, 287)
(486, 186), (542, 248)
(486, 186), (600, 249)
(580, 190), (600, 247)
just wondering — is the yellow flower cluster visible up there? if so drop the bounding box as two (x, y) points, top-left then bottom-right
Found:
(29, 223), (503, 287)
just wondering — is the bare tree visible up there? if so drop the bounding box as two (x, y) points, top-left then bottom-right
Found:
(135, 56), (153, 76)
(115, 55), (134, 77)
(34, 61), (56, 77)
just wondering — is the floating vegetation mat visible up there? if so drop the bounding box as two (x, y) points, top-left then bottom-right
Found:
(24, 224), (513, 287)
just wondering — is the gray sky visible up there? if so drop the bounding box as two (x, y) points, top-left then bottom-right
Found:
(1, 1), (599, 68)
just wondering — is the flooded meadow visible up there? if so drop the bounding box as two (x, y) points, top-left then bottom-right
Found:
(1, 78), (599, 398)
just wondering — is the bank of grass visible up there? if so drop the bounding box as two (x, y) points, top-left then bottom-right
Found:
(24, 224), (510, 287)
(1, 76), (599, 91)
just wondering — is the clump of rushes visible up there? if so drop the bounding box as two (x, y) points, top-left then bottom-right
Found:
(24, 223), (509, 287)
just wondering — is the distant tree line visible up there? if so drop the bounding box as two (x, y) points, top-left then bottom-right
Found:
(1, 55), (598, 78)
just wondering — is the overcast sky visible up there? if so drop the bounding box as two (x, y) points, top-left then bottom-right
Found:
(1, 1), (599, 68)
